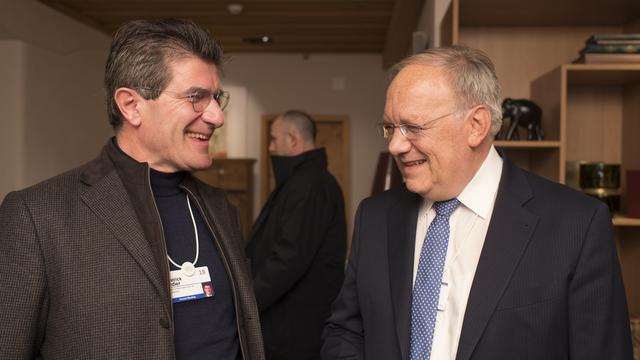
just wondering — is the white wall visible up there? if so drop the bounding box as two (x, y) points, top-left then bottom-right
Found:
(22, 45), (111, 186)
(0, 41), (25, 197)
(0, 0), (111, 199)
(223, 53), (389, 223)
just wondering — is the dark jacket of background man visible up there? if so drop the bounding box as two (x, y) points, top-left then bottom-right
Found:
(247, 111), (346, 360)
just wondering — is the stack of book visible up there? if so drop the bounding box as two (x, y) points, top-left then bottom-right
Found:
(575, 34), (640, 64)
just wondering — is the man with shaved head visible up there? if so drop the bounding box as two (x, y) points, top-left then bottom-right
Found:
(247, 110), (346, 360)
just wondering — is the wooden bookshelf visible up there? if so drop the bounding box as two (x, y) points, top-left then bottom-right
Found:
(440, 0), (640, 317)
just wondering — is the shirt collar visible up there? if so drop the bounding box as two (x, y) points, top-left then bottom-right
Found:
(456, 146), (503, 219)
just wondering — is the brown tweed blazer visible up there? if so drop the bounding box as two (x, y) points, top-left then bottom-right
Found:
(0, 142), (265, 359)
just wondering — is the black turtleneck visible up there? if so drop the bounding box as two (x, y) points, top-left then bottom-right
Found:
(150, 169), (240, 360)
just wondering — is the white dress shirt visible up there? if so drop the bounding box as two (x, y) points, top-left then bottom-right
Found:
(412, 146), (503, 360)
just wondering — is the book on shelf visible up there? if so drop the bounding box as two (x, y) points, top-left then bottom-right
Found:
(575, 52), (640, 64)
(586, 34), (640, 44)
(582, 43), (640, 54)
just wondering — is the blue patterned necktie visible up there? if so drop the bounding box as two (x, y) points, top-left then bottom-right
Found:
(409, 198), (460, 360)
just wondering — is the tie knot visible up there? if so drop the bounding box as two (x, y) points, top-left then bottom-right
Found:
(433, 198), (460, 218)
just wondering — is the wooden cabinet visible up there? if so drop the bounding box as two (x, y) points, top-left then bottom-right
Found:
(440, 0), (640, 316)
(194, 159), (255, 239)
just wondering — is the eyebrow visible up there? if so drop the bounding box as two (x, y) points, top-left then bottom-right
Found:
(181, 86), (225, 95)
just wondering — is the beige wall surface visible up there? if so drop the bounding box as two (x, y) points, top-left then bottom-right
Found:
(0, 0), (111, 200)
(0, 41), (25, 199)
(223, 53), (389, 224)
(22, 44), (111, 186)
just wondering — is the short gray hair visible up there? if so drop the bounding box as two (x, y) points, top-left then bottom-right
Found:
(279, 110), (317, 144)
(390, 45), (503, 136)
(104, 18), (223, 130)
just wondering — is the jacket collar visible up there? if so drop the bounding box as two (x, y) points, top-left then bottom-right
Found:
(270, 147), (327, 188)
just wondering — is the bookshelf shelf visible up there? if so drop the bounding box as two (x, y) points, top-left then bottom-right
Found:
(494, 140), (561, 149)
(565, 64), (640, 85)
(613, 215), (640, 227)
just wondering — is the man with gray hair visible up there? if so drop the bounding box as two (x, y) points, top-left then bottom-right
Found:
(0, 18), (264, 359)
(322, 45), (632, 359)
(247, 110), (346, 359)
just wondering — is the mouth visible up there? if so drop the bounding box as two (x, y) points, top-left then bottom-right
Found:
(402, 159), (427, 167)
(186, 131), (211, 141)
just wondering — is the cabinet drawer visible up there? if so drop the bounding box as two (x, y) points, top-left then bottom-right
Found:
(195, 159), (254, 191)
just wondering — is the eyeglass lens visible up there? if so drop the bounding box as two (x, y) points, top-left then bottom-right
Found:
(192, 91), (230, 112)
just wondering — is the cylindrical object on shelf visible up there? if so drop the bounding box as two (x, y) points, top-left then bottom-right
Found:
(579, 162), (620, 189)
(627, 170), (640, 218)
(582, 187), (621, 213)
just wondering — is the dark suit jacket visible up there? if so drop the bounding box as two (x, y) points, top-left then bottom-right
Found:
(322, 157), (632, 360)
(0, 143), (264, 359)
(247, 148), (346, 360)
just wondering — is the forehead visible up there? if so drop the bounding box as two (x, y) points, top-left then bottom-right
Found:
(165, 55), (220, 91)
(270, 117), (287, 134)
(384, 64), (454, 121)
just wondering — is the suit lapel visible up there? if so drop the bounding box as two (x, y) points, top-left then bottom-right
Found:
(387, 187), (421, 360)
(455, 159), (539, 360)
(80, 170), (169, 306)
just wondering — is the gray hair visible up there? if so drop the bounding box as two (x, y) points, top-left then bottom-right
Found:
(279, 110), (317, 144)
(104, 18), (223, 129)
(390, 45), (503, 136)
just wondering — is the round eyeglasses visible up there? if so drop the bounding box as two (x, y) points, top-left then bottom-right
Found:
(377, 110), (463, 141)
(139, 87), (230, 112)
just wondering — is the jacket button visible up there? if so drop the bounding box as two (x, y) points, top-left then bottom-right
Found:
(159, 318), (170, 329)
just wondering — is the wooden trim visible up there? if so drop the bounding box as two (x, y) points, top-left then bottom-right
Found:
(494, 140), (561, 148)
(382, 0), (425, 68)
(38, 0), (107, 33)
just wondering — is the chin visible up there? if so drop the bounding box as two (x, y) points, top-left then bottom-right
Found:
(186, 158), (213, 171)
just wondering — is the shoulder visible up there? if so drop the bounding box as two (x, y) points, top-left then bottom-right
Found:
(358, 185), (420, 213)
(512, 166), (608, 219)
(13, 164), (90, 206)
(190, 175), (237, 211)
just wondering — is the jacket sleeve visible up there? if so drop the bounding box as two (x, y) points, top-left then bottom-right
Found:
(0, 192), (48, 359)
(568, 202), (633, 359)
(321, 201), (365, 359)
(252, 183), (337, 311)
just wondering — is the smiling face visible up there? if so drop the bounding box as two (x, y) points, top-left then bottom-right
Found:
(384, 64), (477, 201)
(119, 55), (224, 172)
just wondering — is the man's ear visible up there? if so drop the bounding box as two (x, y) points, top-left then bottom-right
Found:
(467, 105), (492, 148)
(114, 87), (143, 127)
(287, 129), (299, 149)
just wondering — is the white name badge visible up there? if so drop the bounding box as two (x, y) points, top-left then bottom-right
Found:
(170, 266), (214, 303)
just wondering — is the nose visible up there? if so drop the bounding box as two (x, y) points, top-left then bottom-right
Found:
(200, 100), (224, 128)
(387, 129), (411, 157)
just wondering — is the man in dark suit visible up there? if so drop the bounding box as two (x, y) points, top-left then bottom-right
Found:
(0, 19), (264, 359)
(247, 110), (346, 359)
(322, 45), (633, 359)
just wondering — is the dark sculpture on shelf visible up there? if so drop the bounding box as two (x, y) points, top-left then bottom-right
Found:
(498, 98), (544, 141)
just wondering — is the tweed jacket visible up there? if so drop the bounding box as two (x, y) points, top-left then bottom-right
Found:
(0, 141), (265, 359)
